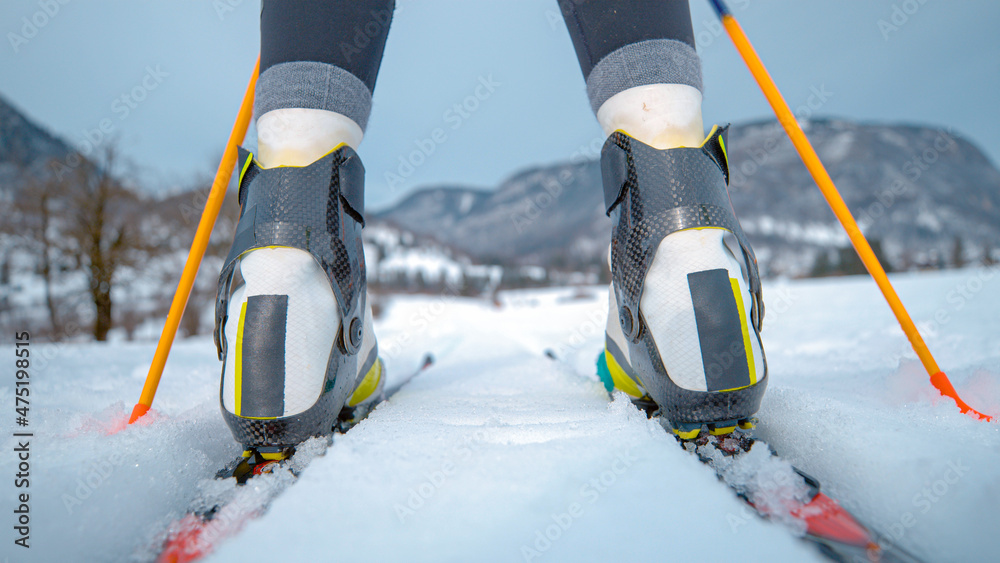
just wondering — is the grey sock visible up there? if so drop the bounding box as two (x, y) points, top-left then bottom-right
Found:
(254, 61), (373, 131)
(586, 39), (703, 115)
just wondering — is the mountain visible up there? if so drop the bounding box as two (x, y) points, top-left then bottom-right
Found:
(5, 90), (999, 281)
(728, 119), (1000, 275)
(375, 161), (609, 269)
(374, 119), (1000, 277)
(0, 93), (74, 191)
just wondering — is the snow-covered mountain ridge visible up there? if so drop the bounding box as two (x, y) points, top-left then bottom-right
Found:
(375, 119), (1000, 277)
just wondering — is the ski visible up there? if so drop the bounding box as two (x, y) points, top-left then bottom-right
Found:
(154, 353), (435, 563)
(546, 349), (925, 563)
(674, 426), (924, 563)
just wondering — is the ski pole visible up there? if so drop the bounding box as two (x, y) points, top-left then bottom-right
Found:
(707, 0), (992, 421)
(128, 56), (260, 424)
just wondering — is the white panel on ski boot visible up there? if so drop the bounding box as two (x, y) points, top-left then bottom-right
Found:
(605, 287), (632, 367)
(346, 300), (379, 405)
(222, 247), (339, 417)
(636, 227), (764, 392)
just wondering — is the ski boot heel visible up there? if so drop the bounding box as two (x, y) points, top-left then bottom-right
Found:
(336, 357), (386, 431)
(216, 446), (296, 484)
(671, 418), (755, 441)
(601, 126), (768, 432)
(215, 145), (377, 450)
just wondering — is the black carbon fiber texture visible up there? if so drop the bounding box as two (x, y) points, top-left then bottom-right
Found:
(221, 380), (341, 449)
(602, 129), (763, 338)
(601, 129), (768, 425)
(215, 146), (368, 448)
(631, 322), (767, 424)
(216, 147), (367, 358)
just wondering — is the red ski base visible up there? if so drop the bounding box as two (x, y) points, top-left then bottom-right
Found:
(793, 491), (881, 561)
(157, 510), (256, 563)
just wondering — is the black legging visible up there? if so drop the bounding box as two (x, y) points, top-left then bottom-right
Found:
(558, 0), (695, 78)
(260, 0), (395, 93)
(256, 0), (699, 125)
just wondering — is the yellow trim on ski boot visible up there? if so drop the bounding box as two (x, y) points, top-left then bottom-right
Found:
(603, 349), (646, 399)
(674, 418), (751, 440)
(729, 276), (757, 388)
(347, 358), (383, 407)
(709, 425), (737, 436)
(673, 426), (701, 440)
(252, 143), (349, 171)
(232, 298), (289, 420)
(239, 448), (291, 463)
(237, 151), (254, 185)
(234, 302), (247, 416)
(700, 124), (729, 169)
(700, 124), (727, 159)
(707, 419), (744, 436)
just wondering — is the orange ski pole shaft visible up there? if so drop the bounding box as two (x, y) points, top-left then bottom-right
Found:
(708, 0), (991, 421)
(129, 56), (260, 424)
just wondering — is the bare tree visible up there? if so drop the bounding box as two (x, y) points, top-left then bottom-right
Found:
(9, 163), (68, 337)
(61, 146), (143, 341)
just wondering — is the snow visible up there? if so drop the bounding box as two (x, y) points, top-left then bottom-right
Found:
(1, 268), (999, 562)
(377, 248), (466, 285)
(689, 436), (811, 535)
(363, 223), (503, 289)
(458, 192), (476, 214)
(820, 132), (854, 162)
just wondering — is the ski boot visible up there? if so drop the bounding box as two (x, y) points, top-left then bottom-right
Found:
(214, 144), (383, 469)
(598, 125), (767, 440)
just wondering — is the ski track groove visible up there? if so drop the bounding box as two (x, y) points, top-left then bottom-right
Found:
(0, 271), (997, 562)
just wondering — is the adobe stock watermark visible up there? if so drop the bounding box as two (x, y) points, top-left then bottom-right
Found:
(379, 283), (461, 361)
(213, 0), (246, 21)
(520, 450), (637, 561)
(383, 74), (501, 192)
(49, 65), (170, 180)
(545, 305), (605, 360)
(728, 83), (834, 189)
(338, 6), (393, 63)
(920, 263), (1000, 338)
(7, 0), (72, 54)
(724, 460), (808, 534)
(545, 0), (751, 40)
(855, 128), (956, 231)
(61, 451), (126, 514)
(864, 458), (969, 560)
(878, 0), (933, 41)
(568, 134), (606, 166)
(691, 0), (752, 51)
(393, 429), (490, 523)
(27, 313), (88, 369)
(188, 478), (283, 555)
(759, 285), (796, 333)
(509, 166), (583, 234)
(507, 128), (606, 234)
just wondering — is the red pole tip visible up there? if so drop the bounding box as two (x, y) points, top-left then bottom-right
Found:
(930, 371), (993, 422)
(129, 403), (151, 424)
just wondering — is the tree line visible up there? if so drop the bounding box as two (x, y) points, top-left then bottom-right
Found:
(1, 144), (238, 342)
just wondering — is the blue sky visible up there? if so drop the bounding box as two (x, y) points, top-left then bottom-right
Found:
(2, 0), (998, 210)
